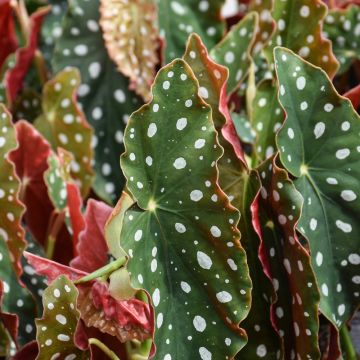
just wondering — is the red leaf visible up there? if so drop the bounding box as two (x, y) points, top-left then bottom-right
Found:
(344, 84), (360, 110)
(9, 121), (53, 246)
(70, 199), (112, 273)
(66, 182), (86, 257)
(5, 6), (50, 103)
(12, 341), (38, 360)
(0, 0), (18, 69)
(23, 251), (87, 283)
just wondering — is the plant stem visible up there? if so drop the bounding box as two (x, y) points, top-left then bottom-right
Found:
(88, 338), (121, 360)
(34, 49), (48, 84)
(74, 256), (127, 284)
(45, 211), (65, 259)
(340, 325), (357, 360)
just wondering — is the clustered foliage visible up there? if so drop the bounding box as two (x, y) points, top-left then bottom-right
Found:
(0, 0), (359, 359)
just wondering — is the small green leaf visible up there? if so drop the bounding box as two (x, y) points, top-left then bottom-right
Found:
(35, 68), (94, 197)
(120, 59), (252, 359)
(323, 5), (360, 75)
(210, 12), (258, 95)
(36, 275), (89, 359)
(275, 47), (360, 328)
(232, 112), (256, 145)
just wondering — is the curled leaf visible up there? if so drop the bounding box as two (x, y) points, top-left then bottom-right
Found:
(100, 0), (159, 101)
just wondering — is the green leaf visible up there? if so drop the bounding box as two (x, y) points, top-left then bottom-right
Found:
(157, 0), (225, 62)
(252, 79), (283, 163)
(0, 104), (26, 276)
(323, 5), (360, 75)
(35, 68), (94, 197)
(210, 12), (258, 95)
(264, 0), (339, 78)
(232, 112), (256, 145)
(120, 59), (252, 359)
(35, 275), (89, 359)
(52, 0), (141, 202)
(257, 156), (320, 359)
(275, 47), (360, 328)
(235, 171), (281, 360)
(0, 238), (37, 346)
(12, 89), (42, 122)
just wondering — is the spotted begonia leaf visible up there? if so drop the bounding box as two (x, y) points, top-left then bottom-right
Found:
(248, 0), (274, 54)
(0, 0), (18, 70)
(40, 0), (68, 64)
(264, 0), (339, 78)
(35, 275), (89, 359)
(0, 104), (26, 276)
(183, 33), (247, 204)
(9, 121), (53, 246)
(4, 6), (50, 104)
(183, 37), (279, 358)
(257, 157), (320, 359)
(120, 58), (252, 359)
(323, 5), (360, 75)
(231, 112), (256, 144)
(0, 238), (37, 346)
(99, 0), (159, 101)
(157, 0), (225, 62)
(235, 171), (281, 359)
(35, 67), (94, 197)
(275, 47), (360, 328)
(210, 12), (258, 95)
(252, 79), (284, 163)
(52, 0), (141, 202)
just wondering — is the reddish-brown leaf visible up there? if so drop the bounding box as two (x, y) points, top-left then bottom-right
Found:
(344, 84), (360, 110)
(70, 199), (113, 273)
(9, 121), (53, 246)
(5, 6), (50, 103)
(0, 280), (18, 346)
(0, 0), (18, 69)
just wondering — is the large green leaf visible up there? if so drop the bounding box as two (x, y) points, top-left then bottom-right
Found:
(210, 12), (258, 95)
(157, 0), (225, 62)
(323, 5), (360, 75)
(257, 157), (320, 359)
(120, 59), (252, 359)
(35, 275), (89, 359)
(264, 0), (339, 78)
(52, 0), (141, 202)
(275, 47), (360, 328)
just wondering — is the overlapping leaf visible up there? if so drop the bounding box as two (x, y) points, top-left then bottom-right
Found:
(210, 12), (258, 95)
(99, 0), (159, 101)
(0, 0), (18, 69)
(120, 58), (252, 359)
(157, 0), (225, 62)
(35, 275), (89, 359)
(9, 121), (53, 246)
(35, 67), (94, 197)
(0, 104), (26, 275)
(264, 0), (339, 78)
(252, 79), (284, 163)
(257, 157), (320, 359)
(0, 238), (37, 346)
(4, 6), (50, 104)
(323, 5), (360, 75)
(12, 90), (42, 122)
(275, 47), (360, 328)
(52, 0), (141, 202)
